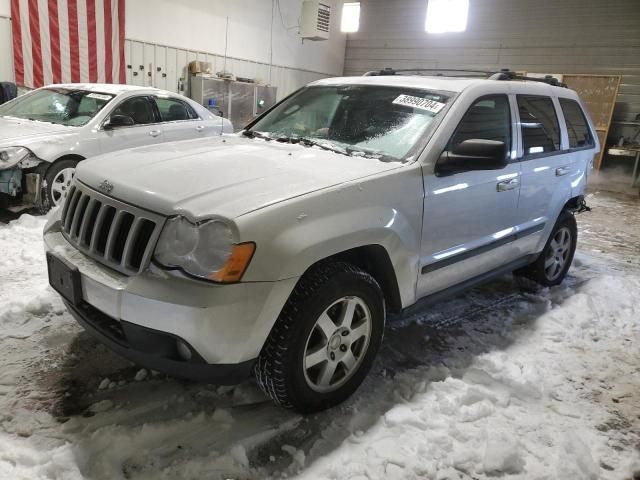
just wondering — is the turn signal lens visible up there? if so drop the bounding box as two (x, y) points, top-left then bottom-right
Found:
(208, 242), (256, 283)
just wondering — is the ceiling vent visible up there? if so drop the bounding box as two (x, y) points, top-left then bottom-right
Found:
(300, 1), (331, 41)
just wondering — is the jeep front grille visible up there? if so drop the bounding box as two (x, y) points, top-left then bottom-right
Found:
(60, 181), (165, 275)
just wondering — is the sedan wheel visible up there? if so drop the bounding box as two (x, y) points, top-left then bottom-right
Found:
(50, 167), (76, 206)
(39, 159), (80, 213)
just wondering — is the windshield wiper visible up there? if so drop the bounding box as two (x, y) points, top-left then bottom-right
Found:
(305, 138), (354, 157)
(245, 132), (398, 162)
(242, 130), (272, 141)
(344, 146), (399, 163)
(274, 136), (352, 157)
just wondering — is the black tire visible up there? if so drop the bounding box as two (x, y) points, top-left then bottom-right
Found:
(515, 210), (577, 287)
(38, 159), (78, 213)
(254, 261), (385, 413)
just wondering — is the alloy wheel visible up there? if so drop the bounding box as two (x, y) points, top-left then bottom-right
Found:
(50, 167), (75, 206)
(303, 296), (372, 393)
(544, 226), (572, 281)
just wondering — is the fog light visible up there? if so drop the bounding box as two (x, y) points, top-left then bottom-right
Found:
(176, 340), (192, 361)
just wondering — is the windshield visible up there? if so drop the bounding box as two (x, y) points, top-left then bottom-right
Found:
(0, 88), (115, 126)
(247, 85), (450, 162)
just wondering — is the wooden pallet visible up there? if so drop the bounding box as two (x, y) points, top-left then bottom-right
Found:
(562, 74), (621, 170)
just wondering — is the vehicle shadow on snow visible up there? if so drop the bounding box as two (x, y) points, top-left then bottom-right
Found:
(46, 271), (586, 478)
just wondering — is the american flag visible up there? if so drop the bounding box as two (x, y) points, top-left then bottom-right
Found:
(11, 0), (125, 89)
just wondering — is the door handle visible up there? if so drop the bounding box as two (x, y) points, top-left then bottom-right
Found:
(556, 166), (570, 176)
(148, 130), (161, 137)
(497, 178), (520, 192)
(196, 125), (205, 132)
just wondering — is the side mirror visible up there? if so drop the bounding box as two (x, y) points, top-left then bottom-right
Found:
(104, 114), (135, 129)
(436, 139), (508, 176)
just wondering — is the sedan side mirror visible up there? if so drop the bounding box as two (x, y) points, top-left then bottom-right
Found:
(104, 114), (135, 130)
(436, 139), (508, 176)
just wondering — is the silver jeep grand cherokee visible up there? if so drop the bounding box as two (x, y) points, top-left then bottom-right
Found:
(44, 72), (598, 412)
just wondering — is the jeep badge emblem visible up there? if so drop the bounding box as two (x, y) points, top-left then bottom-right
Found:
(98, 180), (114, 194)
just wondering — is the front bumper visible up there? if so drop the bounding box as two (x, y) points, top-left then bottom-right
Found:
(44, 221), (299, 380)
(64, 299), (255, 383)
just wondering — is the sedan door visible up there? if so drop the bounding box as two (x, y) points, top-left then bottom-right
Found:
(417, 94), (522, 298)
(98, 95), (164, 153)
(153, 96), (217, 142)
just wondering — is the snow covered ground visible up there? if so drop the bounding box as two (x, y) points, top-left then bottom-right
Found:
(0, 191), (639, 480)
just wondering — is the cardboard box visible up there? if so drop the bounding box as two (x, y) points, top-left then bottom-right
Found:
(189, 61), (212, 75)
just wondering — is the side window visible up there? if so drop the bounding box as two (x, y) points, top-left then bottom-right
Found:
(111, 96), (156, 125)
(448, 94), (511, 159)
(517, 95), (560, 155)
(155, 97), (198, 122)
(559, 98), (594, 148)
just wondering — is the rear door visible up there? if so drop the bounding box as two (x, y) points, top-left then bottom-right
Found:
(418, 93), (522, 298)
(153, 95), (218, 142)
(514, 93), (576, 255)
(98, 95), (165, 152)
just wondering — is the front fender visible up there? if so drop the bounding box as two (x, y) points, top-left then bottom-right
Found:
(18, 134), (84, 163)
(237, 164), (424, 307)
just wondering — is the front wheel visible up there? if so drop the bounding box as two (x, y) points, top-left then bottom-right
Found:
(516, 210), (577, 287)
(39, 159), (78, 213)
(254, 262), (385, 413)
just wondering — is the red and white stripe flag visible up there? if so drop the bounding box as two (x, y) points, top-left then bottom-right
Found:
(11, 0), (125, 89)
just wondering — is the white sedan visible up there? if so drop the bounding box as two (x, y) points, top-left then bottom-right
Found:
(0, 84), (233, 212)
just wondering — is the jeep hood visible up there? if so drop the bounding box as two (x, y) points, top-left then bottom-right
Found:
(75, 135), (403, 219)
(0, 116), (78, 150)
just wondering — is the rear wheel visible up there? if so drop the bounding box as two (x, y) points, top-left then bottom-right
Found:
(515, 210), (577, 287)
(254, 261), (385, 413)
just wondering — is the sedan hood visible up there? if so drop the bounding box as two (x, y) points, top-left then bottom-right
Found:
(0, 116), (77, 149)
(76, 135), (403, 219)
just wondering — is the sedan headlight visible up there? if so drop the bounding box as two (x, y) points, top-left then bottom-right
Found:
(154, 216), (255, 283)
(0, 146), (31, 170)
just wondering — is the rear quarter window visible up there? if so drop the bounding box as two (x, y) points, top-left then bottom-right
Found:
(559, 98), (594, 149)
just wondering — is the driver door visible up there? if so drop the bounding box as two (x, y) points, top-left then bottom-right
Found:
(98, 95), (165, 153)
(417, 94), (522, 298)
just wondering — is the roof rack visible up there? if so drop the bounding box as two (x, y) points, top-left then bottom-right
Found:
(488, 69), (567, 87)
(363, 67), (495, 77)
(362, 67), (567, 88)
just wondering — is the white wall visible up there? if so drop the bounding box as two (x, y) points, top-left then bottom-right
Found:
(0, 0), (9, 17)
(126, 0), (345, 76)
(345, 0), (640, 141)
(0, 0), (346, 94)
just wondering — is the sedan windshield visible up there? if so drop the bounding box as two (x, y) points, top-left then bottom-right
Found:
(0, 88), (114, 126)
(247, 85), (450, 162)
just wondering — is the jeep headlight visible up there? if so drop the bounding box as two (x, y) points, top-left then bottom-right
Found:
(154, 216), (255, 283)
(0, 146), (31, 170)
